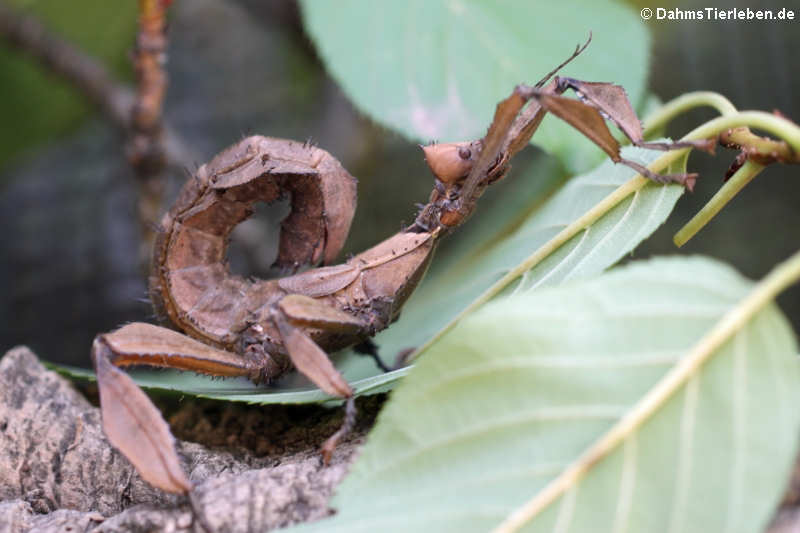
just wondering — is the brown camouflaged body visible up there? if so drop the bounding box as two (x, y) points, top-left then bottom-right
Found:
(148, 135), (436, 372)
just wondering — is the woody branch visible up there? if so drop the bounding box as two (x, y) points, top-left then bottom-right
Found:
(0, 1), (198, 266)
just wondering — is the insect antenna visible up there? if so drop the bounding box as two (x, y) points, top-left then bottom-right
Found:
(534, 32), (592, 88)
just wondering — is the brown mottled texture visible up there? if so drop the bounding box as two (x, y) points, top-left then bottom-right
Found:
(0, 347), (379, 532)
(150, 135), (359, 351)
(93, 337), (192, 494)
(0, 346), (176, 516)
(93, 135), (443, 497)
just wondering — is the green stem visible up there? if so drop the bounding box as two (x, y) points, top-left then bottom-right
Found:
(642, 91), (738, 137)
(673, 159), (766, 247)
(683, 111), (800, 151)
(670, 110), (800, 245)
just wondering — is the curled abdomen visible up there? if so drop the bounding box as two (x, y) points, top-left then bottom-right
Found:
(149, 136), (358, 351)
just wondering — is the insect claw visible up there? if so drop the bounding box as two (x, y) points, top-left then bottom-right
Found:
(724, 151), (749, 181)
(353, 339), (392, 372)
(320, 396), (357, 464)
(393, 347), (416, 369)
(684, 173), (698, 192)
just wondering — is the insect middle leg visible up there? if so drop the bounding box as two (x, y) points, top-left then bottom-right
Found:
(268, 293), (378, 460)
(353, 338), (393, 372)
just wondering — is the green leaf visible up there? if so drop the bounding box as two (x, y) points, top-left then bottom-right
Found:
(299, 0), (650, 174)
(51, 362), (411, 405)
(289, 256), (800, 532)
(373, 145), (684, 358)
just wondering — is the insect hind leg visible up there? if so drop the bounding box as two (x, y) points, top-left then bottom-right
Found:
(353, 338), (393, 372)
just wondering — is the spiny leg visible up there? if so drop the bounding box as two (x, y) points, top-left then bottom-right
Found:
(353, 338), (393, 372)
(522, 85), (704, 190)
(91, 322), (266, 495)
(92, 322), (292, 529)
(555, 76), (715, 152)
(271, 294), (371, 461)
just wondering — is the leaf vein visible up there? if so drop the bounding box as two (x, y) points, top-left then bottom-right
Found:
(668, 374), (699, 533)
(355, 406), (627, 490)
(528, 227), (591, 291)
(568, 189), (640, 276)
(612, 434), (638, 533)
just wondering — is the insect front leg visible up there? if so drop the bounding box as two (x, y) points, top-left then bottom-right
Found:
(525, 77), (716, 189)
(554, 76), (714, 154)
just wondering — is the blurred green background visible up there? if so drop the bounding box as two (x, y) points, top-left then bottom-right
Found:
(0, 0), (798, 367)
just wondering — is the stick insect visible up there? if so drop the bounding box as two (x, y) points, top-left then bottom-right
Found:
(92, 36), (707, 494)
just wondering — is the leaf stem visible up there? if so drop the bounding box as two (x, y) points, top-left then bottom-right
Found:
(642, 91), (738, 136)
(686, 111), (800, 153)
(673, 159), (766, 247)
(492, 247), (800, 533)
(671, 110), (800, 245)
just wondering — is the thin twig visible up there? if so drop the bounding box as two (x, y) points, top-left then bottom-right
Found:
(0, 2), (195, 171)
(129, 0), (169, 174)
(0, 2), (133, 126)
(673, 159), (766, 247)
(0, 1), (198, 267)
(128, 0), (172, 262)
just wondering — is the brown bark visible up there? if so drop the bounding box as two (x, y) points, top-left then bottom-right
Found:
(0, 347), (379, 532)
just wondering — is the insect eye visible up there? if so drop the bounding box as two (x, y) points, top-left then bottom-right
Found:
(458, 146), (472, 160)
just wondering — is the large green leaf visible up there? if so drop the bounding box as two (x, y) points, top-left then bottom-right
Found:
(299, 0), (650, 173)
(289, 256), (800, 532)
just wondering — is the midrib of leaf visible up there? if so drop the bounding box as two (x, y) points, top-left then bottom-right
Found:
(337, 281), (742, 498)
(519, 182), (668, 291)
(492, 248), (800, 533)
